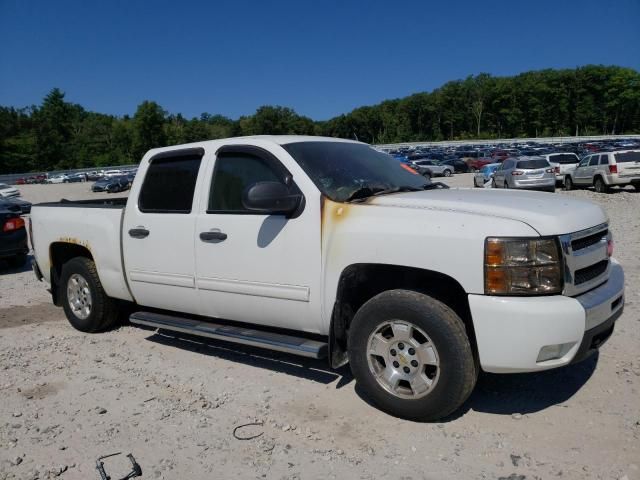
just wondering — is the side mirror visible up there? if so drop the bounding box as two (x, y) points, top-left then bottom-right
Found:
(242, 181), (302, 217)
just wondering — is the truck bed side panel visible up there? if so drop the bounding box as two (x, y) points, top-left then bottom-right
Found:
(31, 205), (133, 302)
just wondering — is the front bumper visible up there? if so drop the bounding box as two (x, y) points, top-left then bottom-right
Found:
(469, 260), (624, 373)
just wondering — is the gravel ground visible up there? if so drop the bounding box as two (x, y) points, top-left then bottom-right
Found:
(0, 176), (638, 480)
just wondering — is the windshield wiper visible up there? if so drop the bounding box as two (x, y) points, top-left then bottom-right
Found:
(345, 182), (449, 203)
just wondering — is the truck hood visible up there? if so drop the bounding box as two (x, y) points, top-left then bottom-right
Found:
(366, 188), (607, 236)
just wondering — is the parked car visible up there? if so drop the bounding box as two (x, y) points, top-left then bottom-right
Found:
(465, 157), (495, 172)
(543, 153), (580, 185)
(409, 159), (453, 177)
(4, 198), (32, 214)
(473, 163), (501, 187)
(92, 175), (130, 193)
(46, 174), (69, 184)
(30, 135), (624, 421)
(103, 169), (124, 178)
(564, 150), (640, 193)
(86, 171), (103, 181)
(440, 158), (470, 173)
(0, 199), (28, 268)
(492, 157), (555, 192)
(66, 173), (86, 183)
(0, 183), (21, 198)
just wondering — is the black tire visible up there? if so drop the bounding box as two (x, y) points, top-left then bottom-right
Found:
(348, 290), (477, 421)
(7, 254), (27, 268)
(59, 257), (119, 332)
(564, 176), (573, 191)
(594, 177), (609, 194)
(504, 180), (509, 189)
(633, 183), (640, 192)
(443, 169), (452, 177)
(491, 178), (497, 188)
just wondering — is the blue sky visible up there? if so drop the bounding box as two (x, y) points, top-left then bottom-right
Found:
(1, 0), (639, 120)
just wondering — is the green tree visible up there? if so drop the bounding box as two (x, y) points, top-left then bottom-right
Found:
(132, 101), (166, 158)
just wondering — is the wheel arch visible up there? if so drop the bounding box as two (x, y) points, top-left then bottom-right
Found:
(49, 242), (94, 306)
(329, 263), (477, 369)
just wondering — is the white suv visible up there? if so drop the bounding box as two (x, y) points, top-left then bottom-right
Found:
(564, 150), (640, 193)
(543, 153), (580, 186)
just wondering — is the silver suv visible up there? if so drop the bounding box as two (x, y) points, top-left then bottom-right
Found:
(565, 150), (640, 193)
(409, 159), (454, 177)
(492, 156), (555, 192)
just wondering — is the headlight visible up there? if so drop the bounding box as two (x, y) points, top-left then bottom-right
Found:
(485, 237), (562, 295)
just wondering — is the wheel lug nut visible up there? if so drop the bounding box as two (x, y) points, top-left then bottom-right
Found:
(403, 366), (410, 374)
(398, 343), (405, 350)
(411, 360), (419, 367)
(390, 349), (397, 356)
(393, 361), (400, 368)
(408, 348), (415, 355)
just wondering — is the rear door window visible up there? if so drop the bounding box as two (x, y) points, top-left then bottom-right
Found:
(139, 153), (203, 213)
(588, 156), (600, 166)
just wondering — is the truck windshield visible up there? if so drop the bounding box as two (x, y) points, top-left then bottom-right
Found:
(283, 141), (429, 202)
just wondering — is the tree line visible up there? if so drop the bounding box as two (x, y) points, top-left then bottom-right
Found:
(1, 65), (639, 174)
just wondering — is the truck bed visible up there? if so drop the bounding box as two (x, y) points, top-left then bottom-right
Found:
(35, 197), (128, 208)
(30, 198), (133, 302)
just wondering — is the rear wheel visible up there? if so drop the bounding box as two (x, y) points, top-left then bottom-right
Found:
(60, 257), (119, 332)
(633, 183), (640, 192)
(594, 177), (609, 194)
(491, 178), (497, 188)
(348, 290), (477, 421)
(443, 169), (452, 177)
(564, 176), (573, 191)
(504, 180), (509, 189)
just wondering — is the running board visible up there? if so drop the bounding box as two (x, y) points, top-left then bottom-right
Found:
(129, 312), (328, 359)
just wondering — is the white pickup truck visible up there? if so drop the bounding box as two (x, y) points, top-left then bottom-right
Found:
(30, 136), (625, 420)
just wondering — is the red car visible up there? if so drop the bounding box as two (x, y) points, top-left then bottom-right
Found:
(465, 157), (495, 172)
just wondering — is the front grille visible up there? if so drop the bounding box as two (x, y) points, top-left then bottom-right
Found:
(571, 229), (608, 251)
(575, 260), (609, 285)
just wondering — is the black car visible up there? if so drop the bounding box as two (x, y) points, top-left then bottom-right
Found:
(0, 199), (28, 268)
(440, 159), (470, 173)
(4, 197), (32, 214)
(92, 175), (130, 193)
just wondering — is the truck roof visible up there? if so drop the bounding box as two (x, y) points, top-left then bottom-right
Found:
(145, 135), (362, 157)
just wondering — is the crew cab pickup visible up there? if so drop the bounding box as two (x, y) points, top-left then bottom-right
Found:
(30, 136), (625, 420)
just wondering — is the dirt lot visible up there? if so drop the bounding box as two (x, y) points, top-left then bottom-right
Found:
(1, 177), (638, 480)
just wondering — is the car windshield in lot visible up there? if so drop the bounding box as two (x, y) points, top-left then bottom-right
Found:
(516, 159), (549, 169)
(550, 153), (579, 164)
(615, 151), (640, 163)
(283, 141), (429, 202)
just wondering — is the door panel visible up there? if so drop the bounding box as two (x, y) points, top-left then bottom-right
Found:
(123, 150), (204, 314)
(194, 147), (322, 333)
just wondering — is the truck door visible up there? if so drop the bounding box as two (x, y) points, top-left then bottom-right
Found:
(122, 148), (205, 314)
(194, 144), (322, 333)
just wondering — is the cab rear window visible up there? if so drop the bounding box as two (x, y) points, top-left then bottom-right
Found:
(550, 154), (579, 164)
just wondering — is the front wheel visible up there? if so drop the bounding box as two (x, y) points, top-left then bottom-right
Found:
(348, 290), (477, 421)
(60, 257), (119, 332)
(443, 169), (452, 177)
